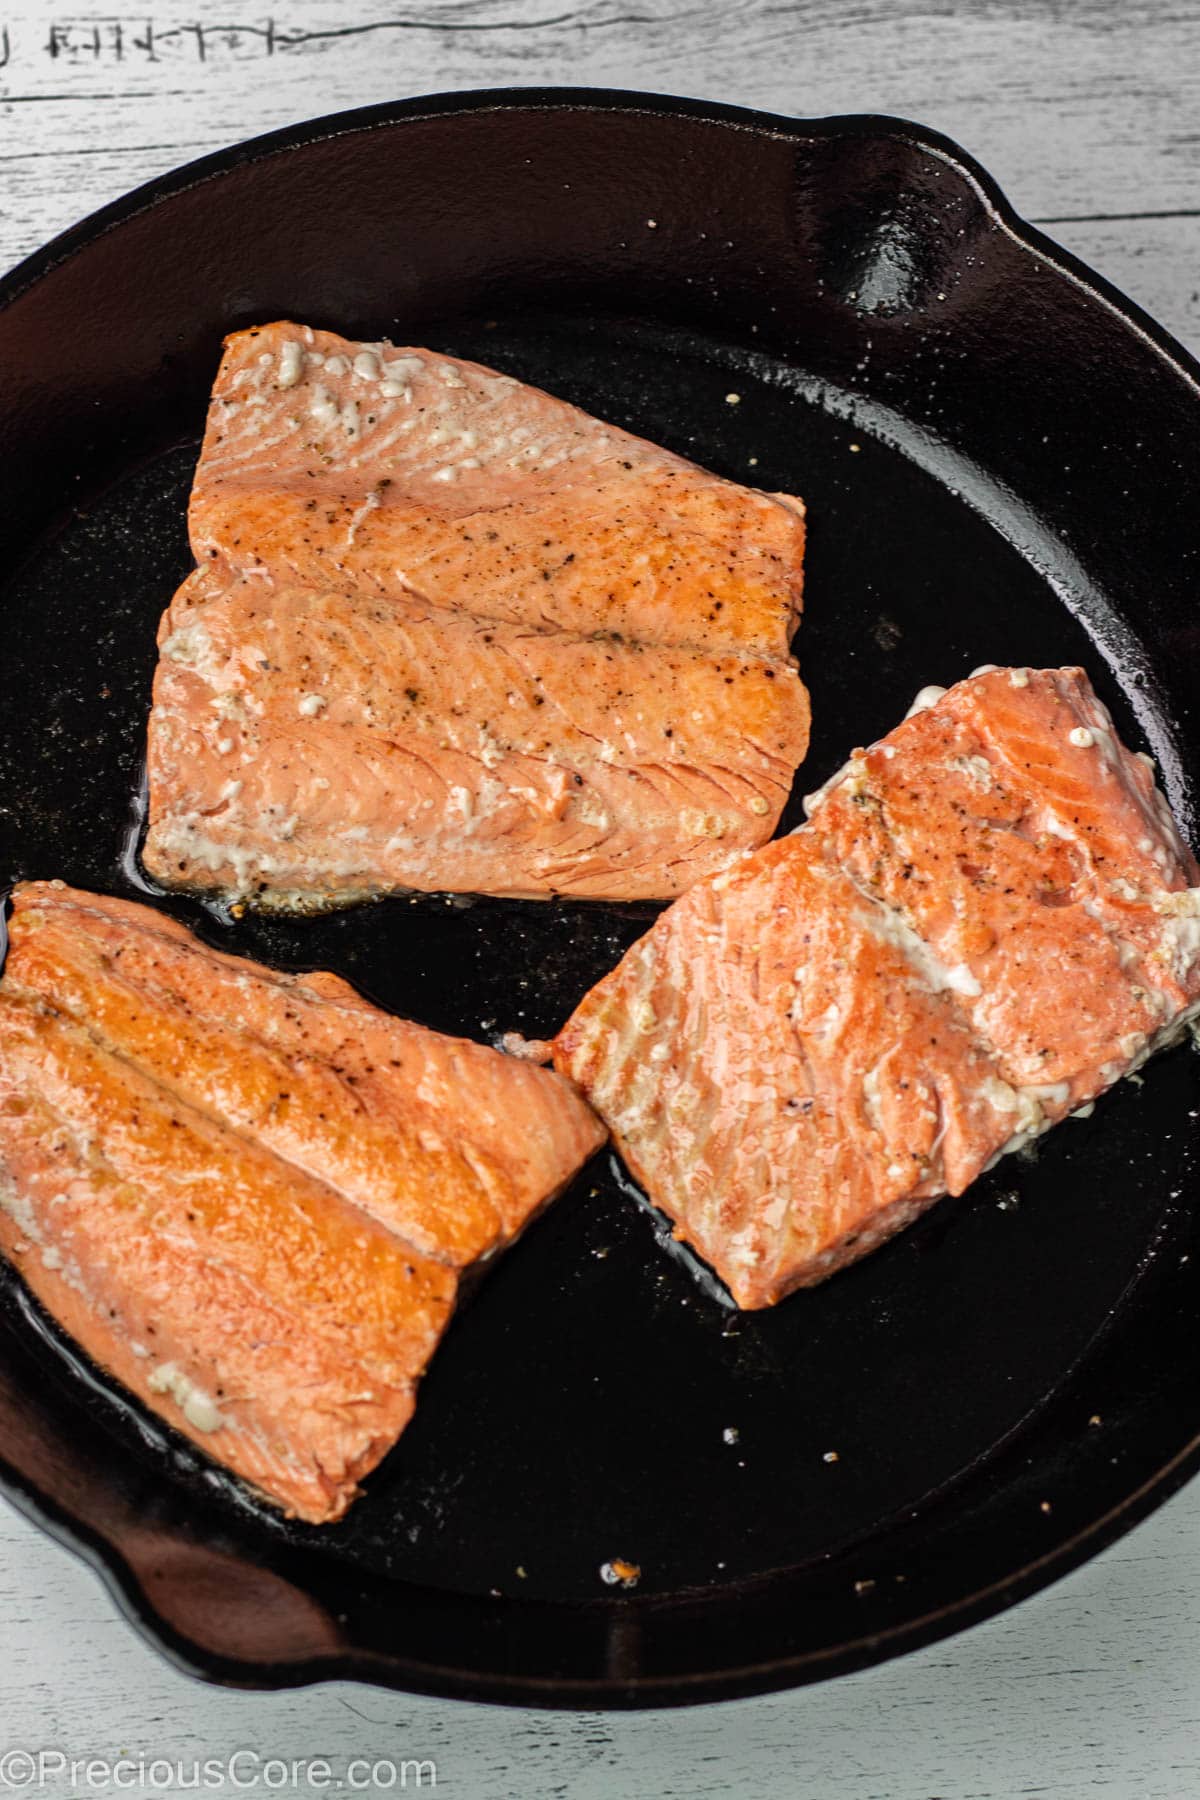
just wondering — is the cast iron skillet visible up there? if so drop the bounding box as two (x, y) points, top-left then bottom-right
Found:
(0, 88), (1198, 1708)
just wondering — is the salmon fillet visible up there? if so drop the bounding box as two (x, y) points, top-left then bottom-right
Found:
(142, 324), (809, 909)
(555, 667), (1200, 1308)
(0, 882), (605, 1520)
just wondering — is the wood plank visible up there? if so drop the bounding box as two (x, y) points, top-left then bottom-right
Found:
(1, 0), (1200, 279)
(1040, 214), (1200, 356)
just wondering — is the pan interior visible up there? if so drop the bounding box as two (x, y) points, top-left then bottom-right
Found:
(0, 308), (1193, 1604)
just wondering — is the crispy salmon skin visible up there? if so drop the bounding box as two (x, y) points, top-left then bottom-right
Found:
(555, 667), (1200, 1308)
(142, 324), (809, 910)
(0, 882), (605, 1521)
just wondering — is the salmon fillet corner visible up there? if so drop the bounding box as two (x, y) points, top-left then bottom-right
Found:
(555, 666), (1200, 1307)
(0, 882), (605, 1521)
(142, 323), (809, 910)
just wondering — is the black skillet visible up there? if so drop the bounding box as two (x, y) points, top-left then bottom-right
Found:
(0, 89), (1198, 1708)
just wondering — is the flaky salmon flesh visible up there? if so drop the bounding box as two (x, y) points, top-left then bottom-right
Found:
(555, 667), (1200, 1308)
(0, 883), (604, 1522)
(143, 324), (809, 910)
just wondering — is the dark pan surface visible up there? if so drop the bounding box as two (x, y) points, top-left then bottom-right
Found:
(0, 91), (1198, 1705)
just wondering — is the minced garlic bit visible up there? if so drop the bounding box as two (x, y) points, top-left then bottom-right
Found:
(906, 684), (947, 719)
(823, 1449), (840, 1464)
(276, 340), (303, 389)
(725, 391), (741, 405)
(1069, 727), (1095, 748)
(681, 808), (727, 839)
(298, 693), (327, 718)
(309, 384), (338, 426)
(499, 1031), (554, 1063)
(146, 1361), (225, 1434)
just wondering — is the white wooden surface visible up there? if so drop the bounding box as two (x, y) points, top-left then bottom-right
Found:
(3, 2), (1200, 1792)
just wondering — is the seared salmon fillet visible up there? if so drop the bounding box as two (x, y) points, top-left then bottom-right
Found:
(142, 324), (809, 909)
(555, 667), (1200, 1308)
(0, 883), (605, 1520)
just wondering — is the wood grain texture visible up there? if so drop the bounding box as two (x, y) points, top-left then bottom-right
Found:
(2, 2), (1200, 1793)
(0, 0), (1198, 357)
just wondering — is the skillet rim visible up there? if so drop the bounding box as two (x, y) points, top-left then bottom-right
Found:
(1, 84), (1199, 1707)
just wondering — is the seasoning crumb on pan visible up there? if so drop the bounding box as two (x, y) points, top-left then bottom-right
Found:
(600, 1558), (641, 1589)
(823, 1450), (840, 1464)
(722, 1426), (740, 1445)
